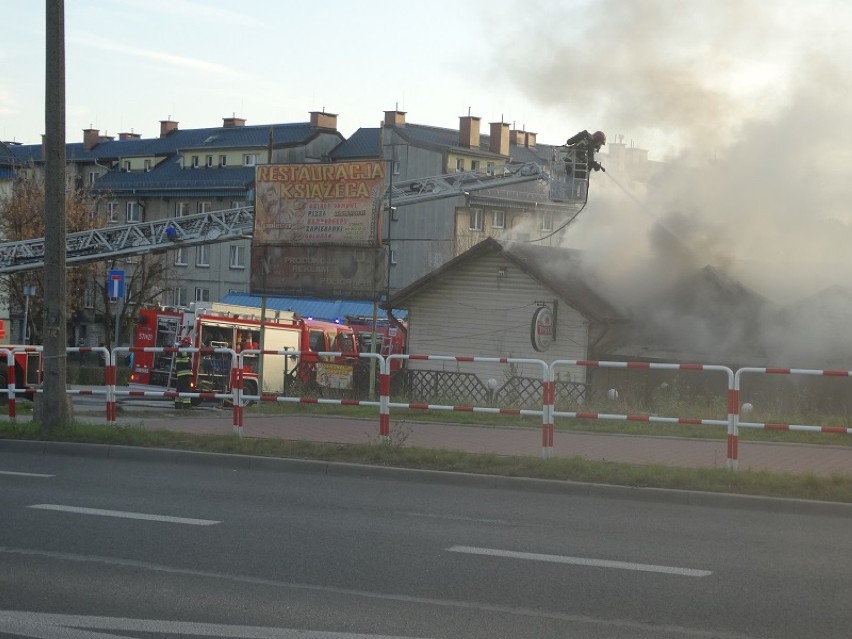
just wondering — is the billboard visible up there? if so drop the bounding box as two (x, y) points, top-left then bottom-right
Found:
(254, 161), (386, 246)
(251, 244), (387, 301)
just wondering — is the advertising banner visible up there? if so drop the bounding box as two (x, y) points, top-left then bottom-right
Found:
(254, 161), (386, 247)
(251, 244), (387, 301)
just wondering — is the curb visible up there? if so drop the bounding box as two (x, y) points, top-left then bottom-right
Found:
(3, 438), (851, 518)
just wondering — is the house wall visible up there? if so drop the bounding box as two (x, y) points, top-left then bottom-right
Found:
(403, 252), (591, 384)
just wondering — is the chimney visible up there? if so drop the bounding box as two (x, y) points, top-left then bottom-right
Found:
(223, 116), (246, 128)
(310, 111), (338, 130)
(489, 122), (510, 156)
(384, 110), (406, 127)
(525, 131), (537, 148)
(98, 134), (114, 144)
(119, 132), (141, 140)
(459, 115), (481, 148)
(510, 129), (527, 147)
(160, 119), (178, 137)
(83, 128), (100, 151)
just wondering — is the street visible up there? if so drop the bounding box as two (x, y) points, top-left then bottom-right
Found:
(1, 448), (851, 638)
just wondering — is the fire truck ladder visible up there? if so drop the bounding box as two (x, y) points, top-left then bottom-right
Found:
(0, 162), (553, 275)
(0, 206), (256, 274)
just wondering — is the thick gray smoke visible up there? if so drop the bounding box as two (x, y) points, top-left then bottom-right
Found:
(488, 0), (852, 366)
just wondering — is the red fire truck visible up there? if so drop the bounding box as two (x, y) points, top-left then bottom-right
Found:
(0, 346), (41, 402)
(129, 302), (360, 403)
(346, 317), (407, 371)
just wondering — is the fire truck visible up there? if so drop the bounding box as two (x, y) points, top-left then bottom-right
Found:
(129, 302), (360, 404)
(0, 347), (40, 402)
(346, 317), (407, 371)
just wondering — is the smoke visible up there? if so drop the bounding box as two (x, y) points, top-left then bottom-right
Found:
(487, 0), (852, 365)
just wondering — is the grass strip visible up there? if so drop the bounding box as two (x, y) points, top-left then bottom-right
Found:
(2, 420), (852, 504)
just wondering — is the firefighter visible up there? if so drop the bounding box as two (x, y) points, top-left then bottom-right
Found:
(564, 130), (606, 177)
(174, 336), (193, 409)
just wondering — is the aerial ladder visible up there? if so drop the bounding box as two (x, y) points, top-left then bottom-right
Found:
(0, 158), (590, 275)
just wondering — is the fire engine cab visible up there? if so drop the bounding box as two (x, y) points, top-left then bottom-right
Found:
(129, 302), (360, 403)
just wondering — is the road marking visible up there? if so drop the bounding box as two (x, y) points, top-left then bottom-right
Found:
(0, 611), (426, 638)
(1, 548), (751, 638)
(27, 504), (220, 526)
(0, 471), (54, 478)
(447, 545), (712, 577)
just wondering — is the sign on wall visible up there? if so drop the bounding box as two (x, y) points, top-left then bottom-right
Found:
(531, 305), (555, 352)
(251, 244), (387, 301)
(253, 161), (386, 247)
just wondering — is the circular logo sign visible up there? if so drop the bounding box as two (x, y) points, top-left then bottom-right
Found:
(531, 306), (554, 352)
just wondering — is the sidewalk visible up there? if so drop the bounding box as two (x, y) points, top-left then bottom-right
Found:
(109, 407), (852, 477)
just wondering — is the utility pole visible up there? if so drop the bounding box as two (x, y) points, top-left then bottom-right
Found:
(42, 0), (71, 431)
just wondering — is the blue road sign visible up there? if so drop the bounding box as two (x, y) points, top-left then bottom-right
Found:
(108, 269), (125, 299)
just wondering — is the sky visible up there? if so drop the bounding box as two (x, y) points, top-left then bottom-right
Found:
(4, 0), (852, 337)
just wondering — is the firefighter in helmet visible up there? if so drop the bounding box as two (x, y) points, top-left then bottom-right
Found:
(564, 130), (606, 178)
(174, 336), (193, 409)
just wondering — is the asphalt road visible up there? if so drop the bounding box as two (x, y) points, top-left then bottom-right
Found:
(1, 449), (851, 638)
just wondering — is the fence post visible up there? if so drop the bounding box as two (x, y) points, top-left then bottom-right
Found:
(542, 365), (555, 459)
(6, 350), (16, 419)
(105, 347), (117, 423)
(727, 373), (740, 471)
(379, 355), (391, 443)
(232, 351), (243, 435)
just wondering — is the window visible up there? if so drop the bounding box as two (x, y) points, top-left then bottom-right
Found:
(469, 209), (483, 231)
(175, 288), (188, 307)
(455, 158), (465, 172)
(194, 287), (210, 303)
(389, 249), (398, 265)
(83, 284), (95, 309)
(541, 213), (553, 232)
(197, 201), (212, 214)
(191, 155), (199, 168)
(144, 159), (152, 172)
(229, 245), (246, 269)
(219, 154), (227, 167)
(123, 160), (131, 172)
(486, 162), (495, 176)
(88, 171), (97, 185)
(392, 160), (401, 175)
(107, 201), (119, 222)
(471, 160), (479, 171)
(309, 330), (325, 352)
(126, 202), (142, 223)
(205, 155), (213, 168)
(492, 210), (505, 229)
(243, 154), (258, 166)
(196, 245), (210, 267)
(174, 248), (187, 266)
(175, 201), (190, 217)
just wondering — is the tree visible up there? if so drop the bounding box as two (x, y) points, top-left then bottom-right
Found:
(0, 178), (99, 343)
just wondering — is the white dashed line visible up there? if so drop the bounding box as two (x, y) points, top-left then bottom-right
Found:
(28, 504), (220, 526)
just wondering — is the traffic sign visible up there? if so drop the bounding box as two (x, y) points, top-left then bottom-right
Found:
(108, 269), (125, 299)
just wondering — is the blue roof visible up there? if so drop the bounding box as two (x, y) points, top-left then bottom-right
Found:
(330, 127), (381, 159)
(92, 156), (256, 195)
(9, 122), (334, 164)
(221, 292), (407, 323)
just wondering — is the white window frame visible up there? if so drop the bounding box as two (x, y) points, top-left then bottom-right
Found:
(492, 210), (505, 229)
(175, 201), (190, 217)
(126, 201), (142, 223)
(243, 154), (258, 166)
(144, 159), (152, 172)
(174, 247), (188, 266)
(83, 284), (95, 309)
(392, 160), (401, 175)
(123, 160), (131, 172)
(389, 249), (398, 265)
(196, 245), (210, 267)
(197, 201), (212, 214)
(486, 162), (495, 176)
(219, 154), (227, 167)
(469, 209), (483, 231)
(471, 160), (479, 171)
(229, 245), (246, 269)
(205, 155), (214, 168)
(194, 287), (210, 303)
(191, 155), (199, 168)
(88, 170), (97, 185)
(107, 201), (119, 222)
(455, 158), (465, 172)
(174, 287), (188, 307)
